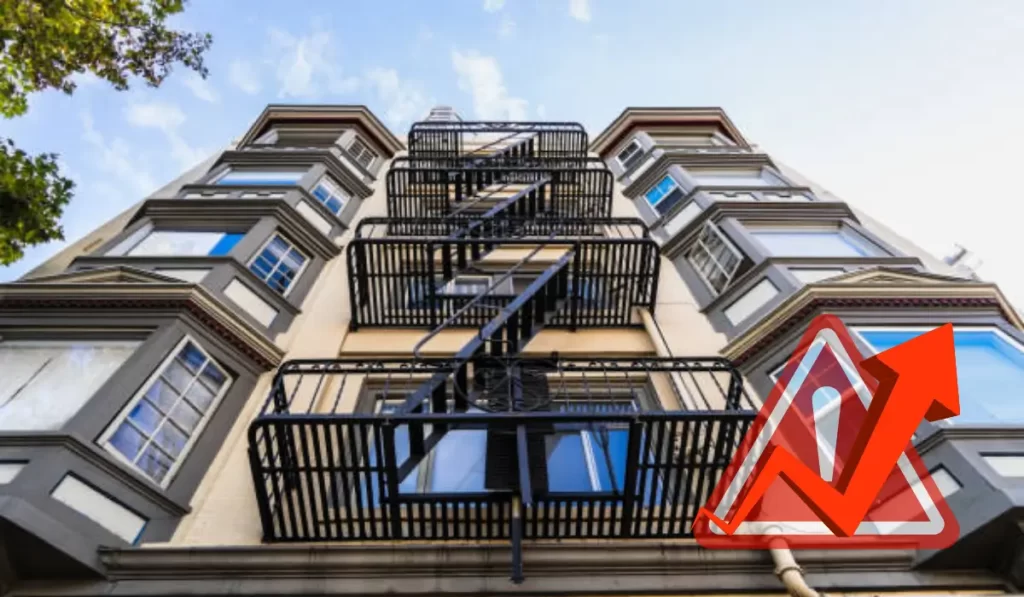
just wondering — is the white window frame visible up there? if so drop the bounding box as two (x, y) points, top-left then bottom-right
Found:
(644, 174), (682, 209)
(347, 136), (378, 170)
(687, 222), (745, 294)
(688, 167), (785, 188)
(614, 138), (644, 171)
(212, 168), (307, 186)
(748, 224), (880, 258)
(99, 337), (232, 488)
(311, 176), (350, 216)
(247, 234), (310, 298)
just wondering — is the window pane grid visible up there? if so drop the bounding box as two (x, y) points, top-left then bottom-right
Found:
(312, 177), (348, 215)
(248, 235), (308, 295)
(688, 223), (743, 294)
(107, 341), (229, 484)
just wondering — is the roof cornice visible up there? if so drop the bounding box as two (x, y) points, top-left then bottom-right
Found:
(237, 105), (404, 155)
(0, 278), (284, 369)
(590, 107), (750, 156)
(722, 281), (1024, 367)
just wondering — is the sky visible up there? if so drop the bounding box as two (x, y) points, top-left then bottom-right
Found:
(3, 0), (1024, 305)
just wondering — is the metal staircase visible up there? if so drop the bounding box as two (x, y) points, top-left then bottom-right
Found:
(248, 117), (756, 584)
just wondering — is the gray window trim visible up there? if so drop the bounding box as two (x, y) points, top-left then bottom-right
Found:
(687, 221), (746, 295)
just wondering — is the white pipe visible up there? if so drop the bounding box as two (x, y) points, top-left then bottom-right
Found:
(761, 524), (823, 597)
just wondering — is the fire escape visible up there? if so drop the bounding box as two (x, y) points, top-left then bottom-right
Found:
(248, 120), (756, 582)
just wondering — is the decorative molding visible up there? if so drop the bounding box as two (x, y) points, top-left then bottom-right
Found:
(590, 107), (751, 156)
(723, 273), (1023, 366)
(915, 426), (1024, 454)
(237, 105), (403, 155)
(0, 432), (189, 516)
(0, 275), (285, 370)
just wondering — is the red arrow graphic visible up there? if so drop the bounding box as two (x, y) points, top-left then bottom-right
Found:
(697, 324), (960, 537)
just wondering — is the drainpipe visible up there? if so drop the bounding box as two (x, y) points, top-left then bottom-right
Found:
(764, 527), (823, 597)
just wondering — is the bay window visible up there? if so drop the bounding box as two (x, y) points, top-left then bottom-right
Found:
(348, 137), (378, 169)
(688, 168), (782, 188)
(615, 139), (644, 172)
(855, 326), (1024, 425)
(214, 169), (306, 186)
(0, 340), (139, 431)
(687, 222), (744, 294)
(750, 227), (879, 258)
(118, 229), (243, 258)
(311, 176), (350, 215)
(102, 339), (231, 485)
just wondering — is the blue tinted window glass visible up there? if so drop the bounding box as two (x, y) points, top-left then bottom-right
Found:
(592, 429), (629, 492)
(546, 433), (593, 492)
(752, 230), (873, 257)
(644, 175), (678, 207)
(207, 233), (243, 256)
(858, 328), (1024, 425)
(429, 429), (487, 492)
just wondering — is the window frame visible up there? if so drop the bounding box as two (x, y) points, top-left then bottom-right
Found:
(687, 221), (746, 295)
(853, 325), (1024, 427)
(212, 168), (308, 186)
(98, 336), (233, 488)
(748, 225), (880, 258)
(311, 175), (350, 216)
(347, 136), (378, 170)
(643, 174), (683, 210)
(614, 138), (644, 172)
(441, 275), (494, 296)
(120, 228), (244, 258)
(246, 233), (310, 297)
(687, 167), (785, 188)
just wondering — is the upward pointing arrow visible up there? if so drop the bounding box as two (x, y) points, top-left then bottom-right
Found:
(696, 324), (960, 538)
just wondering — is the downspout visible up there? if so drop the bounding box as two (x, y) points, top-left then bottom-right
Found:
(765, 527), (823, 597)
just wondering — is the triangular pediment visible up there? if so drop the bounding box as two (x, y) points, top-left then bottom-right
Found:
(816, 267), (974, 286)
(13, 266), (190, 286)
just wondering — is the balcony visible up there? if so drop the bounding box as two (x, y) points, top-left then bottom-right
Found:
(407, 121), (589, 163)
(347, 218), (659, 329)
(248, 356), (756, 581)
(386, 157), (613, 221)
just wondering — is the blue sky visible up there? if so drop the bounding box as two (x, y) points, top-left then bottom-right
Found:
(3, 0), (1024, 304)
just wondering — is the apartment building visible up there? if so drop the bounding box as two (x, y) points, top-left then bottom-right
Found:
(0, 104), (1021, 596)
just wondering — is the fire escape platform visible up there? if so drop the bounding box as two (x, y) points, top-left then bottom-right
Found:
(339, 328), (657, 358)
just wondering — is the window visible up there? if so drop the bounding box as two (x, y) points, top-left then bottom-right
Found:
(441, 276), (492, 296)
(644, 175), (685, 215)
(751, 228), (878, 258)
(687, 222), (744, 294)
(790, 268), (848, 284)
(248, 235), (308, 295)
(214, 169), (306, 186)
(123, 230), (243, 258)
(311, 176), (349, 215)
(0, 340), (139, 431)
(855, 327), (1024, 425)
(103, 339), (231, 485)
(348, 137), (378, 169)
(615, 139), (644, 171)
(689, 169), (779, 188)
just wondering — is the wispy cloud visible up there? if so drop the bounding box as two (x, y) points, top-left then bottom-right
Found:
(181, 73), (219, 103)
(569, 0), (591, 22)
(365, 68), (431, 127)
(229, 60), (262, 95)
(451, 49), (528, 120)
(267, 28), (360, 98)
(483, 0), (505, 12)
(124, 101), (210, 171)
(81, 112), (157, 197)
(498, 15), (516, 39)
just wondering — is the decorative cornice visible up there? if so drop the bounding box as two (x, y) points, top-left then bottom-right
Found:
(723, 282), (1022, 367)
(915, 426), (1024, 454)
(590, 107), (750, 156)
(0, 281), (284, 370)
(133, 198), (340, 260)
(0, 432), (188, 516)
(237, 105), (403, 155)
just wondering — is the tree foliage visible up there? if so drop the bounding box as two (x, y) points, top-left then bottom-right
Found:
(0, 0), (212, 265)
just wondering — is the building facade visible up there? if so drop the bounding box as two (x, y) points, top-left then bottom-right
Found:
(0, 104), (1021, 596)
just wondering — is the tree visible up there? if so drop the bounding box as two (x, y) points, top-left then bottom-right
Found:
(0, 0), (212, 265)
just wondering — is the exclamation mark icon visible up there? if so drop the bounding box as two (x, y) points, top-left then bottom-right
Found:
(811, 386), (842, 482)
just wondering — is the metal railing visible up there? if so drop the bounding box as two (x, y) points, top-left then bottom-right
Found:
(407, 121), (588, 162)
